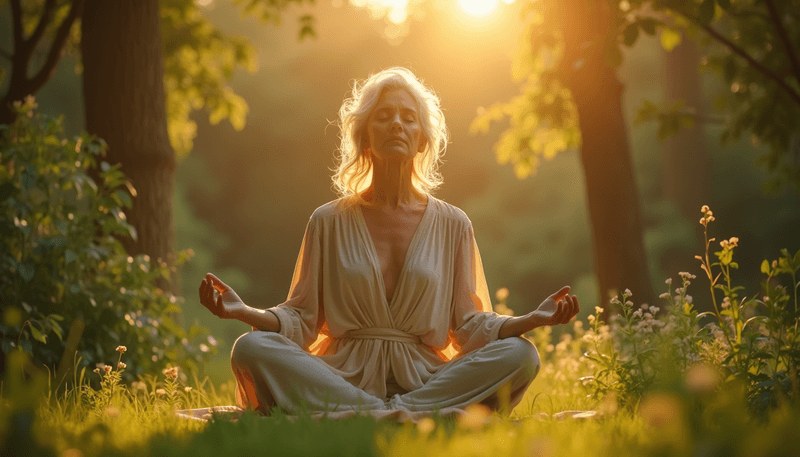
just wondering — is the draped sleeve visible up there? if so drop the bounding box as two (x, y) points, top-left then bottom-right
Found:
(265, 216), (325, 350)
(449, 222), (513, 355)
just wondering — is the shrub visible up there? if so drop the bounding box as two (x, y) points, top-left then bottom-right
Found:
(581, 205), (800, 414)
(0, 98), (215, 381)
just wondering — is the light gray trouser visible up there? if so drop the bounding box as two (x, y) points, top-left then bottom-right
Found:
(230, 331), (540, 415)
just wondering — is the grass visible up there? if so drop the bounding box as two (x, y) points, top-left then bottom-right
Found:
(3, 334), (799, 457)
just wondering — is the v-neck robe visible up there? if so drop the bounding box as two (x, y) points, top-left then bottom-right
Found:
(265, 196), (512, 399)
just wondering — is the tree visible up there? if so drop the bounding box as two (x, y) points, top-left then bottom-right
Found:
(473, 0), (800, 311)
(1, 0), (314, 290)
(472, 0), (656, 310)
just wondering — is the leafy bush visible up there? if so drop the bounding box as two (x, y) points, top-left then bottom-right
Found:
(0, 98), (215, 380)
(580, 205), (800, 414)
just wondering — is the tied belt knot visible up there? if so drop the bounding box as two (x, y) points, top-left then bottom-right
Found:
(343, 328), (421, 344)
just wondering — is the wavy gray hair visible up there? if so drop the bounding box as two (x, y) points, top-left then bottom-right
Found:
(333, 67), (448, 200)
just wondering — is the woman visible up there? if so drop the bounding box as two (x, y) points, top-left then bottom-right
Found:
(198, 67), (579, 418)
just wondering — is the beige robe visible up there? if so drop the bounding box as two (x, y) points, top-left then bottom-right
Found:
(264, 195), (512, 400)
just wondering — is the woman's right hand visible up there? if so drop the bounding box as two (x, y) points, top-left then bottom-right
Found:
(199, 273), (246, 319)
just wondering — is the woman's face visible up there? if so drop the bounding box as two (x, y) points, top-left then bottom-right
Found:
(364, 88), (426, 162)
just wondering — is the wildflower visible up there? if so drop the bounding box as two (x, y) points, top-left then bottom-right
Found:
(665, 278), (672, 285)
(459, 404), (491, 430)
(594, 306), (604, 315)
(624, 289), (632, 297)
(156, 388), (166, 396)
(633, 309), (643, 318)
(721, 297), (731, 309)
(659, 293), (669, 299)
(495, 287), (510, 301)
(640, 392), (682, 429)
(685, 363), (720, 394)
(644, 313), (653, 320)
(649, 306), (660, 314)
(625, 300), (633, 307)
(93, 368), (100, 374)
(685, 295), (693, 304)
(184, 386), (193, 392)
(163, 366), (179, 380)
(610, 296), (621, 305)
(588, 315), (595, 323)
(104, 407), (120, 418)
(417, 417), (436, 435)
(675, 287), (684, 294)
(728, 237), (739, 247)
(117, 362), (127, 370)
(701, 205), (709, 213)
(103, 365), (112, 373)
(116, 345), (127, 353)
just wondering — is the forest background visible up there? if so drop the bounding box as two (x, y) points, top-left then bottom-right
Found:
(1, 0), (799, 386)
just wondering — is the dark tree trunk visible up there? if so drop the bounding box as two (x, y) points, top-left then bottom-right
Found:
(0, 0), (85, 125)
(661, 39), (711, 278)
(81, 0), (177, 291)
(663, 39), (710, 220)
(555, 0), (655, 310)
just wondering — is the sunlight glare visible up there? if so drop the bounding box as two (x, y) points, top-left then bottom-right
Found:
(458, 0), (499, 16)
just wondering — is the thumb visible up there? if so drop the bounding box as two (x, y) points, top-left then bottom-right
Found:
(207, 273), (230, 293)
(550, 286), (570, 301)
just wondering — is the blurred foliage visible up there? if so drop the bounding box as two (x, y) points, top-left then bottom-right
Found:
(0, 101), (215, 379)
(8, 0), (316, 157)
(473, 0), (800, 191)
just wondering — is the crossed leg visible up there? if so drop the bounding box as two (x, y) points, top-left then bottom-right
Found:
(230, 331), (540, 415)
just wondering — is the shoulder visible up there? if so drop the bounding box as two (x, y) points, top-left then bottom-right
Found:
(308, 196), (356, 223)
(430, 196), (473, 230)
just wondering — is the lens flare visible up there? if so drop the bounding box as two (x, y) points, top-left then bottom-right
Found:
(458, 0), (499, 16)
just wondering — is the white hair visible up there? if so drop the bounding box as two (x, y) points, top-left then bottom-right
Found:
(332, 67), (448, 201)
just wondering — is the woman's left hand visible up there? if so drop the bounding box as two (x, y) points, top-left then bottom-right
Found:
(498, 286), (580, 339)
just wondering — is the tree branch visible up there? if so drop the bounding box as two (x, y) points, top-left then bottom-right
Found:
(28, 0), (59, 51)
(764, 0), (800, 87)
(27, 0), (85, 94)
(10, 0), (24, 49)
(679, 12), (800, 107)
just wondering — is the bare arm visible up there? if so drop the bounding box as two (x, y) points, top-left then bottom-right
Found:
(199, 273), (280, 332)
(498, 286), (579, 339)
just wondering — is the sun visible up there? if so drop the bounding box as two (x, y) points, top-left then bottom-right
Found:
(458, 0), (499, 16)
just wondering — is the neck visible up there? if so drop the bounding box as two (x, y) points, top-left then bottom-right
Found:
(363, 155), (425, 209)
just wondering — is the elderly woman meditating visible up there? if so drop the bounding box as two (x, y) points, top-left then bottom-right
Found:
(198, 67), (580, 417)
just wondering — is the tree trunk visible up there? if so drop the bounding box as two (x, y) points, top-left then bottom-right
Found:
(663, 39), (710, 220)
(661, 39), (711, 278)
(81, 0), (177, 291)
(556, 0), (655, 310)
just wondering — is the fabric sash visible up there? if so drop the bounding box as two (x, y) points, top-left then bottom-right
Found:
(343, 328), (421, 344)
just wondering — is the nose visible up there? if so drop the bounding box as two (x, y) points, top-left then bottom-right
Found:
(389, 113), (403, 130)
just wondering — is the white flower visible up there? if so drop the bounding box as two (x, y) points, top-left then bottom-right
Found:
(624, 289), (632, 296)
(665, 278), (673, 285)
(659, 293), (669, 299)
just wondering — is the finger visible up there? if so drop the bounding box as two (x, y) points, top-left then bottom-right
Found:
(550, 286), (571, 302)
(569, 295), (578, 317)
(216, 293), (226, 317)
(207, 272), (230, 293)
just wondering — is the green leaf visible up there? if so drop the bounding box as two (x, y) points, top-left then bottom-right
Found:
(114, 189), (133, 208)
(19, 264), (35, 283)
(660, 28), (682, 52)
(760, 259), (770, 274)
(623, 23), (639, 46)
(30, 325), (47, 344)
(65, 249), (77, 264)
